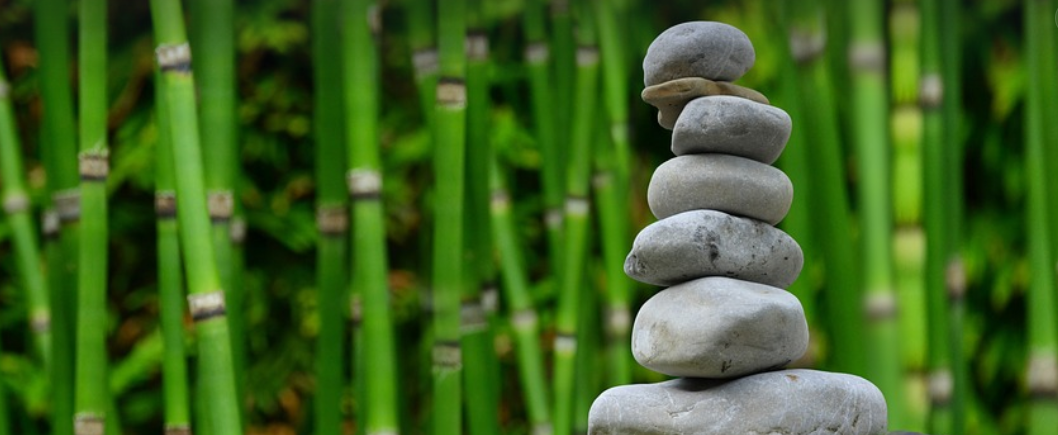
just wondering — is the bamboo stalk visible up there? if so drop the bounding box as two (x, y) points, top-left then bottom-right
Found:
(0, 334), (7, 435)
(154, 69), (192, 435)
(406, 0), (438, 128)
(312, 0), (349, 433)
(432, 0), (468, 432)
(73, 0), (110, 432)
(149, 1), (244, 433)
(341, 1), (401, 433)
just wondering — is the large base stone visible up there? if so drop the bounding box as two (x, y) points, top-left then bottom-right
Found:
(588, 369), (888, 435)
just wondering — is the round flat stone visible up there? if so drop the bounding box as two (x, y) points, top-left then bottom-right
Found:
(625, 210), (803, 288)
(643, 21), (755, 85)
(647, 154), (793, 225)
(641, 78), (769, 130)
(672, 96), (792, 164)
(588, 369), (888, 435)
(631, 277), (808, 378)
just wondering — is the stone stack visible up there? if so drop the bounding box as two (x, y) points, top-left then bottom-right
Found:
(587, 22), (888, 434)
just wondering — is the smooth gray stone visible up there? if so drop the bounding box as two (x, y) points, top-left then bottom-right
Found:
(672, 96), (792, 164)
(625, 210), (803, 288)
(643, 21), (755, 85)
(631, 277), (808, 378)
(647, 154), (793, 225)
(588, 369), (889, 435)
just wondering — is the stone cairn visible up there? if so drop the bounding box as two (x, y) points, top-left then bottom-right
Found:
(587, 22), (889, 434)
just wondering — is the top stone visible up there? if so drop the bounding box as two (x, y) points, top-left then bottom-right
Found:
(643, 21), (755, 85)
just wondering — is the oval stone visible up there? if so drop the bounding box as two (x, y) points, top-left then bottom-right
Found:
(625, 210), (803, 288)
(672, 96), (792, 164)
(647, 154), (793, 225)
(588, 369), (889, 435)
(643, 21), (756, 85)
(631, 277), (808, 378)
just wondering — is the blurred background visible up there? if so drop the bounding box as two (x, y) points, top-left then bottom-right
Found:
(1, 0), (1058, 434)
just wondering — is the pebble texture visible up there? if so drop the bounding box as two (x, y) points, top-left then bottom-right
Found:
(643, 21), (756, 85)
(672, 96), (793, 164)
(642, 78), (769, 130)
(631, 277), (808, 378)
(588, 369), (889, 435)
(625, 210), (802, 288)
(647, 154), (793, 225)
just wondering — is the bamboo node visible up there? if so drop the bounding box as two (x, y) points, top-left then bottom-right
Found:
(155, 43), (192, 73)
(1028, 353), (1058, 396)
(155, 191), (177, 218)
(347, 169), (383, 199)
(367, 3), (382, 37)
(316, 205), (349, 236)
(74, 413), (106, 435)
(2, 193), (29, 214)
(489, 190), (510, 211)
(788, 29), (826, 64)
(927, 368), (953, 404)
(164, 424), (192, 435)
(466, 31), (490, 61)
(349, 295), (363, 326)
(187, 291), (227, 322)
(606, 307), (631, 336)
(545, 207), (563, 229)
(481, 283), (499, 314)
(576, 46), (600, 66)
(512, 309), (538, 329)
(919, 74), (943, 108)
(532, 423), (554, 435)
(79, 152), (110, 181)
(592, 171), (613, 189)
(207, 191), (234, 221)
(30, 310), (51, 333)
(460, 301), (488, 334)
(436, 77), (467, 109)
(554, 333), (577, 353)
(864, 292), (897, 321)
(413, 48), (439, 80)
(848, 41), (886, 72)
(945, 258), (966, 300)
(432, 341), (462, 368)
(525, 42), (550, 64)
(54, 189), (82, 223)
(42, 209), (61, 238)
(564, 196), (589, 216)
(230, 216), (247, 244)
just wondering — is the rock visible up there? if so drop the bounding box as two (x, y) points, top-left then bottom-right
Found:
(625, 210), (803, 288)
(641, 78), (769, 130)
(672, 96), (793, 164)
(631, 277), (807, 378)
(643, 21), (756, 85)
(647, 154), (793, 225)
(588, 369), (889, 435)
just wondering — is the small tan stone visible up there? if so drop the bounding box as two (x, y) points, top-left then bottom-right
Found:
(641, 77), (769, 130)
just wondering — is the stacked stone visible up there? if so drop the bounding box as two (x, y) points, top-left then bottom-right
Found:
(587, 22), (888, 435)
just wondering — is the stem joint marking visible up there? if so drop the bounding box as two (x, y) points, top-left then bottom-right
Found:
(187, 290), (227, 322)
(207, 191), (234, 222)
(432, 340), (462, 368)
(155, 191), (177, 219)
(79, 152), (109, 181)
(155, 43), (192, 73)
(2, 192), (29, 214)
(74, 413), (105, 435)
(54, 189), (82, 223)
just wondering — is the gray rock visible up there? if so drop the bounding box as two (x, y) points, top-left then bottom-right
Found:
(631, 277), (808, 378)
(625, 210), (803, 288)
(588, 369), (888, 435)
(647, 154), (793, 225)
(672, 96), (792, 164)
(641, 78), (769, 130)
(643, 21), (756, 85)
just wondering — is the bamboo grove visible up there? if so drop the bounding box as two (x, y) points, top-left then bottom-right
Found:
(0, 0), (1057, 434)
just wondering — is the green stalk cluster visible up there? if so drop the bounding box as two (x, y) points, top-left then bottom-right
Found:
(149, 0), (244, 433)
(340, 1), (401, 433)
(312, 0), (349, 433)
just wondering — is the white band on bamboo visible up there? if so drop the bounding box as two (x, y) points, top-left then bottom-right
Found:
(920, 73), (943, 108)
(74, 413), (105, 435)
(606, 307), (630, 336)
(466, 32), (489, 61)
(525, 42), (549, 64)
(789, 30), (826, 63)
(849, 41), (885, 72)
(576, 46), (599, 66)
(592, 171), (612, 190)
(367, 4), (382, 37)
(349, 295), (363, 326)
(433, 341), (462, 368)
(347, 169), (382, 200)
(532, 423), (554, 435)
(207, 191), (234, 221)
(512, 309), (538, 329)
(43, 209), (61, 238)
(611, 123), (629, 144)
(945, 258), (966, 299)
(413, 48), (439, 80)
(554, 333), (577, 353)
(461, 301), (488, 334)
(155, 191), (177, 218)
(2, 193), (29, 214)
(187, 291), (227, 322)
(316, 205), (349, 236)
(156, 43), (192, 72)
(490, 190), (510, 212)
(545, 207), (563, 229)
(481, 284), (498, 314)
(164, 424), (192, 435)
(928, 368), (953, 404)
(1028, 352), (1058, 396)
(54, 189), (82, 223)
(864, 291), (897, 321)
(437, 78), (467, 109)
(30, 310), (52, 333)
(230, 216), (247, 244)
(79, 152), (109, 181)
(565, 196), (589, 216)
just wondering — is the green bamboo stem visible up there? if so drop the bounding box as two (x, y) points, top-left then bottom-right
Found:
(154, 69), (191, 435)
(553, 8), (599, 433)
(489, 162), (552, 434)
(406, 0), (438, 127)
(312, 0), (349, 433)
(573, 268), (600, 434)
(0, 49), (52, 372)
(431, 0), (468, 432)
(550, 0), (575, 173)
(341, 1), (401, 433)
(149, 1), (244, 433)
(0, 334), (7, 435)
(1024, 1), (1058, 433)
(73, 0), (110, 432)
